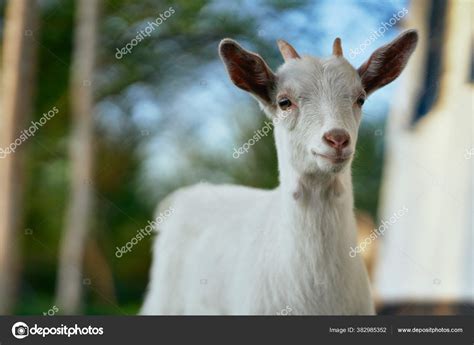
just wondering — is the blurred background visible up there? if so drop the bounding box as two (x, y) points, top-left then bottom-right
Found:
(0, 0), (471, 315)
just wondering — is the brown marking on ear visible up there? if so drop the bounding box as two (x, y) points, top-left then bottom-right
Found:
(358, 30), (418, 95)
(277, 39), (300, 62)
(332, 38), (343, 57)
(219, 39), (276, 104)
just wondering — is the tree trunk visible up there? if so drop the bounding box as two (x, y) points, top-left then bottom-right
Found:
(55, 0), (99, 314)
(0, 0), (39, 314)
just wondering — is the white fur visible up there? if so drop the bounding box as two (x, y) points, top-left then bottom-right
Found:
(141, 52), (375, 315)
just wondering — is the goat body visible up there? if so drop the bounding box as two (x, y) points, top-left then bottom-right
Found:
(141, 174), (373, 314)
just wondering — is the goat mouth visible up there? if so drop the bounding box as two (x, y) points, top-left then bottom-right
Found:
(317, 153), (351, 164)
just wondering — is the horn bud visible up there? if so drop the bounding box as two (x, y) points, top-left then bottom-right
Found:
(277, 39), (300, 61)
(333, 37), (343, 57)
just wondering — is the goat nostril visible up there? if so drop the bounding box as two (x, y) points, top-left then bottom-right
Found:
(323, 129), (350, 149)
(339, 136), (350, 148)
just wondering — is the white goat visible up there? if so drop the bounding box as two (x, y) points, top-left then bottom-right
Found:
(141, 30), (418, 315)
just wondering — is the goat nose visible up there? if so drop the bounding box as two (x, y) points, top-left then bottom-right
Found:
(323, 129), (350, 149)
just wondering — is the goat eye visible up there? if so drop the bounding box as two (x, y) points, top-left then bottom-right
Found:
(278, 98), (292, 110)
(356, 96), (365, 107)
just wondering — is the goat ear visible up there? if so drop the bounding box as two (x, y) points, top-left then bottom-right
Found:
(219, 39), (276, 104)
(357, 30), (418, 95)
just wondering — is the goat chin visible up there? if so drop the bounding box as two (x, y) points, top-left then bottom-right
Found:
(141, 178), (375, 315)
